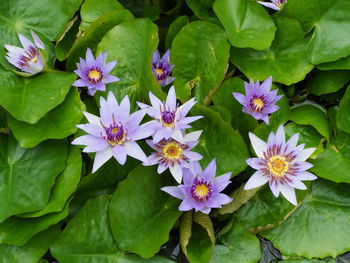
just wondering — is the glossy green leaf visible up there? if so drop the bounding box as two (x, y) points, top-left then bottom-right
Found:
(317, 56), (350, 70)
(262, 179), (350, 258)
(213, 0), (275, 50)
(180, 211), (193, 256)
(337, 85), (350, 134)
(97, 18), (165, 110)
(8, 88), (84, 148)
(279, 0), (350, 64)
(289, 104), (331, 141)
(186, 0), (215, 18)
(212, 77), (258, 138)
(231, 16), (313, 85)
(21, 146), (82, 217)
(80, 0), (124, 23)
(210, 223), (261, 263)
(165, 16), (189, 49)
(187, 224), (213, 263)
(171, 21), (230, 103)
(0, 136), (67, 222)
(0, 68), (76, 124)
(109, 165), (182, 258)
(285, 123), (324, 149)
(306, 70), (350, 96)
(66, 9), (134, 71)
(190, 105), (249, 175)
(0, 0), (83, 68)
(193, 212), (215, 245)
(0, 203), (68, 246)
(311, 131), (350, 183)
(55, 16), (80, 61)
(0, 225), (60, 263)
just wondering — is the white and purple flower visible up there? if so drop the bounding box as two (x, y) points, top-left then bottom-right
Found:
(244, 125), (317, 205)
(5, 30), (46, 76)
(161, 159), (232, 214)
(72, 92), (153, 173)
(257, 0), (287, 11)
(138, 86), (202, 143)
(146, 131), (203, 183)
(152, 49), (175, 86)
(73, 48), (120, 96)
(233, 76), (282, 124)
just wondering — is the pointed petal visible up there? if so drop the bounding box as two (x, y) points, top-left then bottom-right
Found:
(232, 92), (247, 106)
(152, 49), (161, 63)
(184, 130), (202, 142)
(112, 146), (127, 165)
(183, 150), (202, 161)
(177, 98), (196, 117)
(85, 48), (95, 65)
(213, 172), (232, 193)
(149, 92), (163, 109)
(103, 74), (120, 84)
(294, 147), (316, 162)
(183, 168), (194, 186)
(92, 148), (113, 173)
(161, 186), (184, 199)
(287, 178), (307, 190)
(275, 125), (285, 144)
(244, 170), (269, 190)
(157, 163), (168, 174)
(30, 30), (44, 49)
(73, 79), (88, 87)
(103, 61), (117, 75)
(297, 171), (317, 181)
(260, 76), (272, 92)
(203, 159), (216, 181)
(179, 199), (194, 211)
(280, 184), (297, 206)
(169, 164), (183, 183)
(83, 112), (101, 126)
(166, 86), (177, 110)
(124, 141), (148, 163)
(257, 1), (280, 10)
(249, 132), (267, 158)
(246, 158), (265, 170)
(18, 33), (35, 51)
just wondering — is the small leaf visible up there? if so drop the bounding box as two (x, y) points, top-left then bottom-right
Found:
(193, 212), (215, 245)
(337, 85), (350, 134)
(180, 211), (193, 256)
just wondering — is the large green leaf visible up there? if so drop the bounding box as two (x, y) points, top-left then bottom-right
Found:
(190, 105), (249, 175)
(65, 9), (134, 71)
(0, 0), (83, 68)
(337, 85), (350, 134)
(186, 0), (215, 18)
(109, 165), (182, 258)
(212, 77), (258, 139)
(8, 88), (84, 148)
(213, 0), (275, 50)
(279, 0), (350, 64)
(52, 195), (172, 263)
(97, 18), (165, 110)
(21, 146), (82, 217)
(80, 0), (124, 24)
(165, 16), (189, 49)
(289, 104), (331, 141)
(317, 56), (350, 70)
(262, 179), (350, 258)
(306, 70), (350, 96)
(0, 225), (60, 263)
(171, 21), (230, 103)
(311, 130), (350, 183)
(231, 16), (313, 85)
(0, 68), (76, 124)
(210, 223), (261, 263)
(0, 203), (68, 246)
(186, 224), (213, 263)
(0, 135), (67, 222)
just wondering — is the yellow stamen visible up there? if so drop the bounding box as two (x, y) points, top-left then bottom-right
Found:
(253, 98), (264, 110)
(88, 70), (101, 80)
(155, 68), (164, 76)
(195, 184), (209, 199)
(112, 127), (118, 133)
(267, 155), (289, 177)
(30, 55), (38, 63)
(163, 142), (182, 159)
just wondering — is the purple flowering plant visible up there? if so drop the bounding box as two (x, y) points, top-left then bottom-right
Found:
(1, 2), (348, 262)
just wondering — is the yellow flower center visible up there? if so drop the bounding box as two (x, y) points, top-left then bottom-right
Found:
(267, 155), (289, 177)
(162, 142), (182, 160)
(112, 127), (118, 133)
(88, 70), (101, 81)
(155, 68), (164, 76)
(252, 98), (264, 111)
(30, 55), (38, 63)
(195, 184), (209, 199)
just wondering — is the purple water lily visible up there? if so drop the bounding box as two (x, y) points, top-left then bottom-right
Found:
(137, 86), (202, 143)
(73, 48), (120, 96)
(5, 30), (46, 75)
(162, 159), (232, 214)
(244, 125), (317, 206)
(72, 92), (153, 173)
(146, 131), (203, 183)
(233, 76), (282, 124)
(152, 49), (175, 86)
(257, 0), (287, 10)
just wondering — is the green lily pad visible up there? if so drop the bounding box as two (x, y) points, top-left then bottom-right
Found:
(0, 225), (61, 263)
(262, 179), (350, 258)
(210, 223), (261, 263)
(8, 88), (84, 148)
(186, 0), (215, 18)
(109, 165), (182, 258)
(97, 18), (165, 110)
(165, 16), (189, 49)
(171, 21), (230, 103)
(213, 0), (276, 50)
(190, 105), (249, 175)
(0, 68), (76, 124)
(279, 0), (350, 64)
(80, 0), (124, 24)
(231, 16), (313, 85)
(0, 135), (67, 222)
(0, 203), (69, 246)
